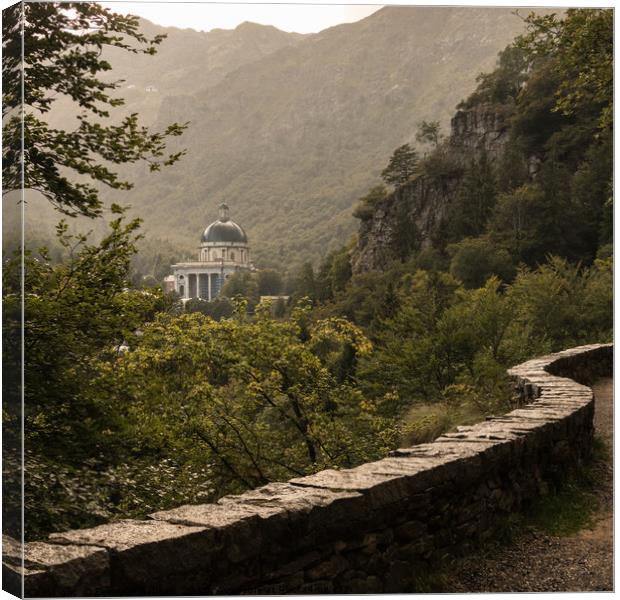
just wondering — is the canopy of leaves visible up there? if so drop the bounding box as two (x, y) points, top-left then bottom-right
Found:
(353, 185), (388, 221)
(416, 120), (443, 148)
(357, 258), (611, 411)
(381, 144), (419, 187)
(3, 209), (170, 538)
(515, 9), (613, 130)
(2, 2), (187, 217)
(95, 302), (398, 496)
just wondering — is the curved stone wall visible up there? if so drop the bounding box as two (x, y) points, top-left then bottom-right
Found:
(3, 343), (612, 596)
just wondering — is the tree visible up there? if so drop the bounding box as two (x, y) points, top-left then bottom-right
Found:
(358, 270), (465, 408)
(508, 256), (613, 352)
(488, 184), (543, 263)
(416, 120), (442, 148)
(2, 4), (188, 539)
(352, 185), (388, 221)
(381, 144), (418, 187)
(294, 262), (317, 302)
(185, 297), (234, 321)
(2, 2), (187, 217)
(448, 237), (515, 289)
(257, 269), (284, 296)
(445, 153), (497, 242)
(516, 9), (613, 130)
(221, 271), (259, 305)
(102, 304), (396, 495)
(459, 44), (529, 109)
(315, 246), (353, 302)
(3, 208), (168, 539)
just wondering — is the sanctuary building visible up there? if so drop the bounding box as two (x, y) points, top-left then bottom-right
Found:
(170, 203), (252, 300)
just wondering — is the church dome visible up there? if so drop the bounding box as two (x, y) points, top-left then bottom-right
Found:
(201, 203), (248, 244)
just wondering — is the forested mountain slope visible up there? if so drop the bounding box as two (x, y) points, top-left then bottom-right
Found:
(17, 7), (546, 274)
(8, 17), (304, 258)
(122, 6), (537, 271)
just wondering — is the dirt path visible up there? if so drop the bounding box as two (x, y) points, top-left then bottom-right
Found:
(441, 378), (613, 593)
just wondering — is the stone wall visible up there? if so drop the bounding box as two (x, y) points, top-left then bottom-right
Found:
(3, 343), (612, 597)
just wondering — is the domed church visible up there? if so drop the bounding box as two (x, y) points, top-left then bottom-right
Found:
(171, 203), (252, 300)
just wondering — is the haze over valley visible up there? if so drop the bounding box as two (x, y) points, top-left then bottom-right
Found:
(20, 6), (541, 273)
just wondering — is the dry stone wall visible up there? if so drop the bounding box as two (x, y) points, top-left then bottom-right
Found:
(3, 343), (612, 597)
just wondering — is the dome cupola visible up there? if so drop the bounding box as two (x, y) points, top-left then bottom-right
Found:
(201, 203), (248, 244)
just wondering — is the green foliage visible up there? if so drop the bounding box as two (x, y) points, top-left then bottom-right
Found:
(257, 269), (284, 296)
(448, 237), (515, 289)
(507, 256), (612, 351)
(2, 452), (214, 540)
(272, 297), (287, 318)
(416, 120), (442, 149)
(358, 270), (464, 407)
(129, 237), (187, 285)
(444, 153), (498, 243)
(315, 245), (354, 303)
(2, 2), (187, 217)
(221, 271), (259, 305)
(312, 262), (409, 333)
(355, 257), (611, 420)
(185, 297), (234, 321)
(419, 147), (463, 181)
(459, 44), (529, 109)
(353, 185), (388, 221)
(381, 144), (419, 187)
(516, 9), (613, 130)
(100, 305), (397, 494)
(3, 211), (168, 539)
(293, 262), (318, 303)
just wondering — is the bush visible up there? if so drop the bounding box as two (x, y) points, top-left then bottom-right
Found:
(448, 237), (515, 288)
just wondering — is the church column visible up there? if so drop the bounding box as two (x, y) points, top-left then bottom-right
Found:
(188, 273), (197, 298)
(198, 273), (208, 299)
(208, 272), (212, 301)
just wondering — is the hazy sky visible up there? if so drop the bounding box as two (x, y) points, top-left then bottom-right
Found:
(100, 2), (383, 34)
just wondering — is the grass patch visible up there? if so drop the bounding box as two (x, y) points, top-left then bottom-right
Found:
(401, 401), (487, 446)
(523, 435), (608, 537)
(526, 481), (598, 536)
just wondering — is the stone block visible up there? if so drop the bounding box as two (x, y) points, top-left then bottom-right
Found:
(3, 537), (109, 597)
(306, 554), (349, 580)
(394, 519), (426, 541)
(49, 519), (215, 594)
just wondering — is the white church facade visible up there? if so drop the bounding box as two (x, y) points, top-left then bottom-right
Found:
(170, 203), (252, 300)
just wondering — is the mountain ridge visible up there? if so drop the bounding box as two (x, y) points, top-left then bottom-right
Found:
(19, 7), (551, 276)
(124, 6), (540, 272)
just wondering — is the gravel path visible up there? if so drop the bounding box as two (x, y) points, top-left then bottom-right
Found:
(441, 378), (613, 593)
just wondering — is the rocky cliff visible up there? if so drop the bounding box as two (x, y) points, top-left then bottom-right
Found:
(351, 102), (511, 274)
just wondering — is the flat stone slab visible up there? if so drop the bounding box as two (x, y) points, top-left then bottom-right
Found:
(49, 519), (219, 594)
(3, 536), (109, 597)
(50, 518), (207, 553)
(150, 496), (283, 527)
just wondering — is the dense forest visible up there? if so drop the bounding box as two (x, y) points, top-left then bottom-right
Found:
(3, 5), (612, 541)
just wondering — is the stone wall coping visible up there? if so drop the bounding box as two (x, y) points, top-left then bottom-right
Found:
(3, 343), (612, 596)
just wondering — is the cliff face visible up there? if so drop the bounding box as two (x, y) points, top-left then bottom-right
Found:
(351, 102), (510, 274)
